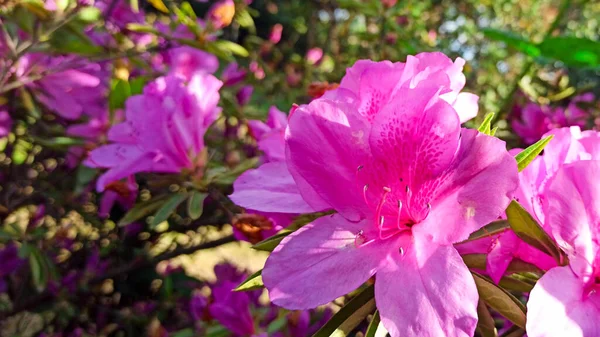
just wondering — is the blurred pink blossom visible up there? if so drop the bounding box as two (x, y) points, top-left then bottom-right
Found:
(85, 72), (222, 191)
(269, 24), (283, 44)
(305, 48), (323, 65)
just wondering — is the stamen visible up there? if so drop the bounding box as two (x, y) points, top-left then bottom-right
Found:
(375, 187), (391, 230)
(363, 184), (370, 206)
(396, 200), (403, 230)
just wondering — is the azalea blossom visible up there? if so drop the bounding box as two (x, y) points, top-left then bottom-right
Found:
(16, 54), (108, 120)
(0, 107), (11, 137)
(526, 160), (600, 336)
(231, 53), (518, 337)
(460, 126), (600, 283)
(85, 72), (222, 191)
(167, 46), (219, 81)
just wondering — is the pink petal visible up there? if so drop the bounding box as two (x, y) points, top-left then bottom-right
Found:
(486, 231), (519, 284)
(375, 241), (478, 337)
(544, 160), (600, 279)
(413, 129), (518, 245)
(451, 92), (479, 123)
(527, 266), (600, 337)
(230, 161), (317, 214)
(263, 214), (394, 309)
(285, 98), (372, 221)
(86, 144), (144, 168)
(257, 131), (285, 162)
(368, 87), (460, 190)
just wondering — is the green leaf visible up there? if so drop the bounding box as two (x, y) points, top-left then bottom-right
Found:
(234, 269), (264, 292)
(462, 254), (487, 270)
(538, 36), (600, 67)
(147, 0), (169, 13)
(472, 272), (527, 329)
(313, 285), (376, 337)
(125, 23), (159, 34)
(478, 113), (495, 135)
(151, 193), (189, 228)
(74, 166), (97, 195)
(109, 79), (132, 112)
(498, 276), (534, 293)
(77, 6), (101, 23)
(31, 136), (86, 148)
(171, 329), (194, 337)
(490, 127), (498, 136)
(29, 248), (48, 292)
(235, 9), (255, 31)
(466, 220), (510, 241)
(505, 200), (562, 262)
(476, 300), (498, 337)
(252, 230), (293, 251)
(365, 310), (386, 337)
(482, 28), (540, 57)
(187, 191), (208, 220)
(212, 40), (249, 57)
(266, 316), (288, 334)
(514, 135), (553, 172)
(180, 2), (197, 20)
(118, 195), (169, 227)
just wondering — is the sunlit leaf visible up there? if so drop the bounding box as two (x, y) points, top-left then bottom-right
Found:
(77, 6), (101, 23)
(313, 285), (376, 337)
(147, 0), (169, 13)
(212, 40), (249, 57)
(478, 113), (495, 135)
(187, 191), (208, 220)
(365, 310), (386, 337)
(514, 135), (553, 172)
(151, 193), (189, 228)
(506, 200), (562, 262)
(472, 272), (527, 329)
(252, 230), (293, 251)
(465, 220), (510, 241)
(109, 79), (132, 112)
(234, 269), (264, 291)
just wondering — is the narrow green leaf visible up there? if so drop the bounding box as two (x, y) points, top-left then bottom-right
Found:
(266, 316), (288, 334)
(187, 191), (208, 220)
(478, 113), (495, 135)
(506, 200), (562, 262)
(234, 269), (264, 291)
(125, 24), (159, 34)
(472, 272), (527, 329)
(313, 285), (376, 337)
(476, 300), (498, 337)
(29, 248), (48, 292)
(180, 2), (197, 20)
(514, 135), (553, 172)
(212, 40), (249, 57)
(490, 126), (498, 136)
(538, 36), (600, 67)
(118, 195), (169, 227)
(252, 230), (293, 251)
(171, 329), (194, 337)
(151, 193), (189, 228)
(466, 220), (510, 241)
(365, 310), (382, 337)
(482, 28), (540, 57)
(147, 0), (169, 13)
(498, 276), (534, 293)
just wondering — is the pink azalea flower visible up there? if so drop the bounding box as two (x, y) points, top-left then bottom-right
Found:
(232, 54), (519, 337)
(16, 54), (108, 120)
(221, 62), (247, 86)
(322, 52), (479, 123)
(167, 46), (219, 81)
(526, 160), (600, 336)
(247, 106), (288, 162)
(464, 126), (600, 283)
(512, 102), (588, 145)
(0, 108), (12, 137)
(85, 72), (222, 191)
(269, 24), (283, 44)
(236, 85), (253, 106)
(305, 47), (323, 65)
